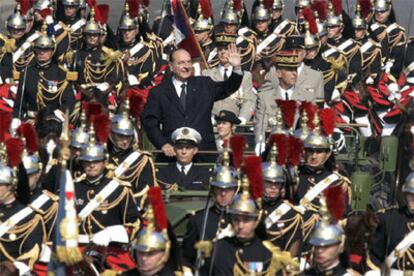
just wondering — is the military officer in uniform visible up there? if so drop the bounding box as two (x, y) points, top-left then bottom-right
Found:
(12, 23), (76, 125)
(210, 158), (299, 275)
(107, 99), (156, 200)
(202, 33), (256, 123)
(367, 173), (414, 274)
(157, 127), (212, 191)
(59, 0), (85, 54)
(294, 114), (351, 253)
(181, 146), (238, 274)
(251, 1), (272, 43)
(301, 197), (350, 275)
(215, 110), (241, 152)
(0, 139), (45, 275)
(262, 140), (303, 257)
(74, 123), (140, 271)
(124, 187), (180, 276)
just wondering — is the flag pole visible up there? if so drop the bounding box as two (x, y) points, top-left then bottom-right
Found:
(177, 0), (209, 69)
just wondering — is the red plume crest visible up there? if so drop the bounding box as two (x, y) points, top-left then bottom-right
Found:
(83, 102), (103, 120)
(318, 108), (336, 136)
(312, 0), (328, 20)
(92, 113), (111, 144)
(300, 102), (318, 129)
(233, 0), (242, 12)
(302, 7), (318, 35)
(230, 135), (246, 169)
(0, 111), (12, 143)
(148, 187), (168, 231)
(243, 156), (263, 200)
(126, 0), (139, 17)
(199, 0), (213, 18)
(276, 100), (297, 129)
(6, 138), (24, 167)
(127, 90), (146, 120)
(288, 136), (304, 167)
(96, 4), (109, 24)
(332, 0), (343, 16)
(358, 0), (372, 18)
(269, 134), (288, 165)
(263, 0), (274, 9)
(39, 8), (52, 18)
(16, 123), (39, 154)
(324, 184), (345, 221)
(20, 0), (34, 15)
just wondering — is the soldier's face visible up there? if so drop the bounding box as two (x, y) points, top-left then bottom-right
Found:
(264, 181), (283, 199)
(216, 121), (233, 139)
(327, 26), (341, 39)
(255, 20), (270, 33)
(122, 29), (138, 44)
(64, 6), (78, 18)
(35, 48), (54, 62)
(8, 28), (26, 40)
(276, 68), (297, 88)
(313, 243), (341, 270)
(213, 186), (236, 207)
(136, 250), (165, 275)
(305, 148), (331, 169)
(112, 132), (133, 151)
(218, 47), (230, 65)
(305, 48), (318, 60)
(82, 160), (106, 178)
(85, 33), (99, 47)
(231, 215), (256, 240)
(375, 10), (390, 24)
(272, 9), (283, 20)
(224, 24), (238, 34)
(405, 193), (414, 210)
(170, 50), (193, 81)
(28, 171), (42, 191)
(354, 29), (366, 40)
(175, 144), (198, 165)
(194, 30), (209, 44)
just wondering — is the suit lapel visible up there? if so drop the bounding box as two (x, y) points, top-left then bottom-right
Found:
(164, 78), (186, 115)
(296, 65), (307, 89)
(185, 78), (199, 115)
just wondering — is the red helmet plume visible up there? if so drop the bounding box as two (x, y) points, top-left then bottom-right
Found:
(302, 7), (318, 35)
(148, 186), (168, 231)
(92, 113), (111, 144)
(318, 108), (336, 136)
(276, 100), (297, 129)
(199, 0), (213, 18)
(16, 123), (39, 154)
(324, 184), (345, 221)
(243, 156), (263, 200)
(230, 135), (246, 169)
(268, 134), (288, 165)
(6, 138), (24, 167)
(312, 0), (328, 20)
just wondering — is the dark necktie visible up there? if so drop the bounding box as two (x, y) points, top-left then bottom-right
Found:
(181, 165), (186, 175)
(180, 83), (186, 109)
(285, 90), (289, 100)
(223, 68), (229, 81)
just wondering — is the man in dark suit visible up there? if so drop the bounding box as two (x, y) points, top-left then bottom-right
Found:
(141, 45), (243, 161)
(157, 127), (212, 190)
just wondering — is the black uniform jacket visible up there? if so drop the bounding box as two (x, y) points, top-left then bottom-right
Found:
(157, 164), (211, 191)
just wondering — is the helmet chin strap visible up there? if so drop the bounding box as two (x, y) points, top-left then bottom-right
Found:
(0, 190), (13, 203)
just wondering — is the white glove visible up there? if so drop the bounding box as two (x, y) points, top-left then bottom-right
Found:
(91, 225), (129, 246)
(364, 270), (381, 276)
(13, 261), (30, 276)
(10, 118), (21, 135)
(365, 76), (375, 85)
(255, 142), (266, 156)
(96, 82), (110, 92)
(128, 74), (140, 86)
(331, 88), (341, 102)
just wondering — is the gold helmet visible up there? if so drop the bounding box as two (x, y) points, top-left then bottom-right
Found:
(22, 152), (42, 175)
(83, 8), (101, 35)
(220, 0), (240, 25)
(309, 196), (345, 246)
(303, 22), (319, 50)
(353, 4), (367, 29)
(111, 99), (135, 137)
(211, 145), (238, 189)
(326, 1), (343, 28)
(119, 3), (138, 31)
(33, 0), (52, 11)
(314, 10), (328, 37)
(62, 0), (80, 7)
(228, 156), (263, 218)
(252, 1), (271, 22)
(70, 109), (89, 149)
(132, 187), (170, 262)
(34, 21), (55, 50)
(16, 123), (42, 175)
(402, 172), (414, 194)
(79, 125), (106, 162)
(295, 0), (310, 8)
(193, 2), (213, 32)
(6, 4), (27, 30)
(374, 0), (391, 12)
(294, 104), (313, 141)
(262, 140), (286, 183)
(273, 0), (284, 10)
(269, 109), (288, 135)
(304, 112), (330, 149)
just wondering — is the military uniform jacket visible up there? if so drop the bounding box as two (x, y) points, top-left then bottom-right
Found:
(29, 189), (59, 241)
(122, 265), (176, 276)
(383, 21), (407, 78)
(301, 262), (350, 275)
(210, 236), (274, 276)
(369, 206), (414, 270)
(182, 205), (230, 270)
(74, 175), (140, 236)
(108, 143), (156, 195)
(141, 72), (243, 151)
(202, 66), (256, 121)
(254, 65), (324, 143)
(405, 37), (414, 82)
(356, 37), (383, 82)
(157, 164), (212, 191)
(13, 61), (76, 119)
(0, 199), (45, 269)
(263, 198), (303, 254)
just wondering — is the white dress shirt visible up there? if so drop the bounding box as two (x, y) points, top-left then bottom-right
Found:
(218, 65), (233, 80)
(172, 77), (187, 98)
(176, 162), (193, 175)
(280, 86), (295, 100)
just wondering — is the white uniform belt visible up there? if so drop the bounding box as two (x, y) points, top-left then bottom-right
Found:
(77, 234), (90, 244)
(338, 39), (353, 51)
(407, 62), (414, 72)
(389, 269), (414, 276)
(70, 19), (86, 33)
(0, 207), (33, 238)
(265, 202), (291, 229)
(29, 194), (50, 210)
(361, 41), (374, 53)
(257, 33), (278, 55)
(274, 19), (289, 35)
(129, 42), (145, 57)
(385, 229), (414, 268)
(114, 151), (141, 177)
(296, 173), (340, 213)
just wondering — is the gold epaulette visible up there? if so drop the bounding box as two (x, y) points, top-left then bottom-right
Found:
(66, 70), (78, 81)
(0, 33), (16, 53)
(117, 179), (132, 188)
(13, 70), (20, 81)
(43, 190), (59, 201)
(376, 205), (397, 214)
(74, 173), (87, 183)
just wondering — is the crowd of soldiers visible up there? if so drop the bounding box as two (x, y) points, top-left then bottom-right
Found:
(0, 0), (414, 275)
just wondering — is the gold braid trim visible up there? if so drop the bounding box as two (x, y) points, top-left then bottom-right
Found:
(36, 73), (69, 110)
(262, 241), (299, 275)
(302, 213), (320, 241)
(267, 213), (303, 251)
(16, 244), (40, 269)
